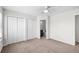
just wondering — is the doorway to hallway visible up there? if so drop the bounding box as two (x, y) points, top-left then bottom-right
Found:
(40, 20), (46, 39)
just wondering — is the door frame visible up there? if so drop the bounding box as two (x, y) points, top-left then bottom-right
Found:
(37, 16), (49, 39)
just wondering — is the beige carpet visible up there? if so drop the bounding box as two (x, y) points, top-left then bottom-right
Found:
(1, 38), (79, 53)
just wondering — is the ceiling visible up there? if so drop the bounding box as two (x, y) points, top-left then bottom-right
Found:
(2, 6), (79, 16)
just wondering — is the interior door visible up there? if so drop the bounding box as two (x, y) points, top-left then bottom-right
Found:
(7, 16), (18, 44)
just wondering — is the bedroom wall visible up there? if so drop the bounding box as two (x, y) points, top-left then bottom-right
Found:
(49, 9), (79, 45)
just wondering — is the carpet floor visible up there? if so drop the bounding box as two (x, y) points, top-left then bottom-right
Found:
(1, 38), (79, 53)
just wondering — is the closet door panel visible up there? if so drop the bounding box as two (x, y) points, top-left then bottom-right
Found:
(18, 17), (26, 41)
(28, 19), (33, 39)
(8, 17), (17, 44)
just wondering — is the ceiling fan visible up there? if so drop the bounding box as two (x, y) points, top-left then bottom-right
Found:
(43, 6), (51, 13)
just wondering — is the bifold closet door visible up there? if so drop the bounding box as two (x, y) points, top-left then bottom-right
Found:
(7, 16), (27, 44)
(18, 17), (26, 41)
(7, 17), (18, 44)
(28, 19), (33, 39)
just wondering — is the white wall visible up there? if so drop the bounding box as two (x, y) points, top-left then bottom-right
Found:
(50, 10), (77, 45)
(27, 19), (37, 39)
(0, 10), (2, 37)
(3, 10), (37, 46)
(0, 7), (3, 52)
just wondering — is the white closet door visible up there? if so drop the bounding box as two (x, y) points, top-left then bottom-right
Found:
(28, 19), (33, 39)
(7, 17), (17, 44)
(18, 17), (26, 41)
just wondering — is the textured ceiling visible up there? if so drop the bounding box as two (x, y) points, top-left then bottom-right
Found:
(3, 6), (79, 16)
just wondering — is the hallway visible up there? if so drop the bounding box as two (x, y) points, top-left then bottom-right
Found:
(1, 38), (79, 53)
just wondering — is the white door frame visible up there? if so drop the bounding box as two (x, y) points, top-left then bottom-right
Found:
(37, 16), (49, 39)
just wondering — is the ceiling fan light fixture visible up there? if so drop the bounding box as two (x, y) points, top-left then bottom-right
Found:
(43, 9), (49, 13)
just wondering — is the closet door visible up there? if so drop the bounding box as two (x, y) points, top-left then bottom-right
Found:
(28, 19), (33, 39)
(18, 17), (26, 41)
(7, 16), (17, 44)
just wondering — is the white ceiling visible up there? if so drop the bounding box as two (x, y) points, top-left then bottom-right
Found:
(3, 6), (79, 16)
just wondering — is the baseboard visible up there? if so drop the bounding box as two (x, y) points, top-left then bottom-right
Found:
(3, 37), (39, 47)
(3, 38), (29, 46)
(49, 38), (75, 46)
(0, 46), (3, 53)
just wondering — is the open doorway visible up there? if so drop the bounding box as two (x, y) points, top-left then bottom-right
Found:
(40, 20), (46, 39)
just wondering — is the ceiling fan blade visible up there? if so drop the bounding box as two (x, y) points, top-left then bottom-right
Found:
(44, 6), (50, 9)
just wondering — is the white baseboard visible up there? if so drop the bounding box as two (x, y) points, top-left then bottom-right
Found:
(49, 37), (75, 46)
(3, 37), (38, 46)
